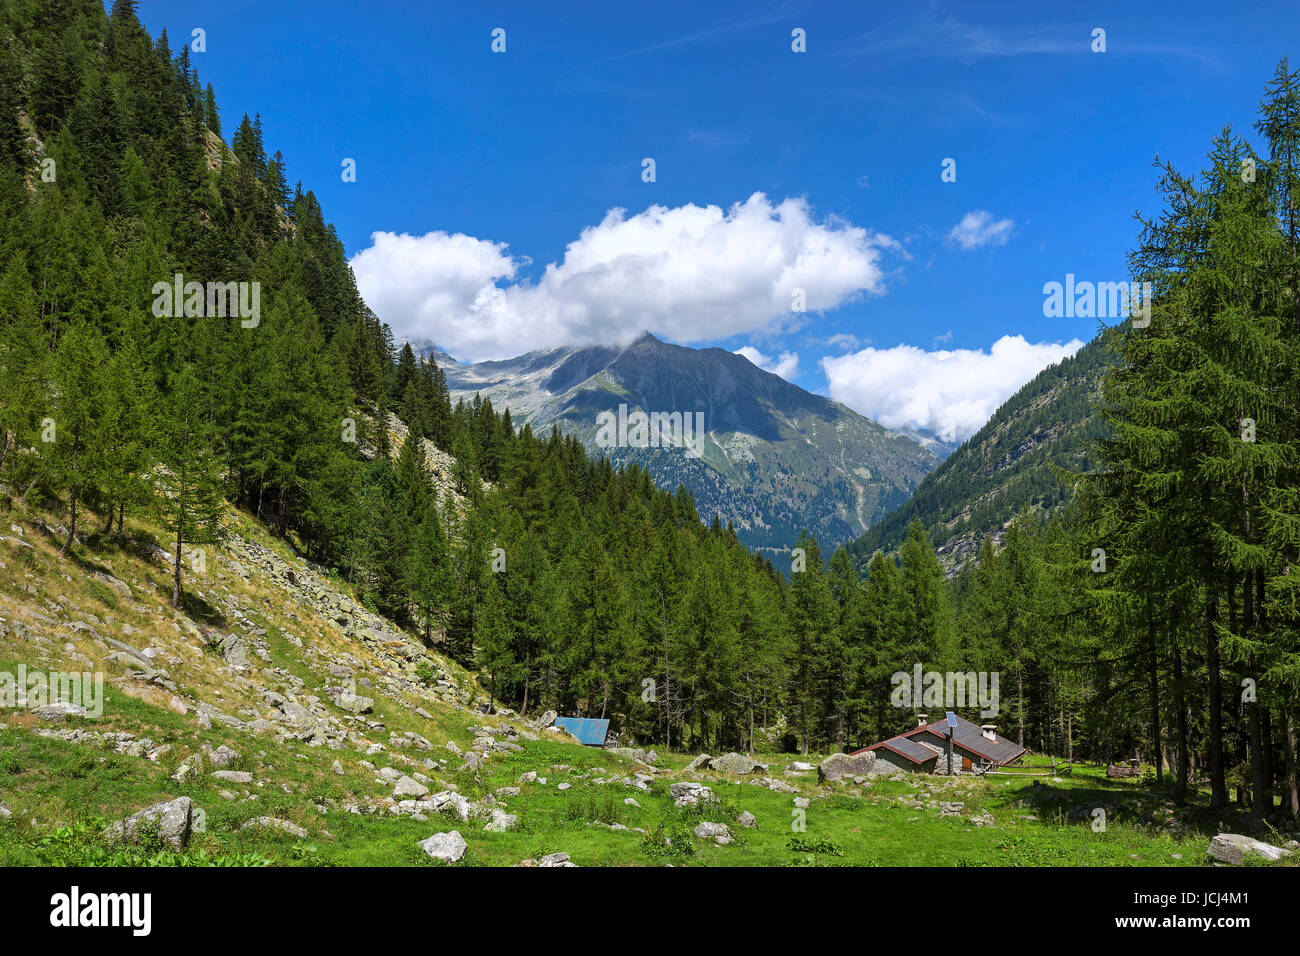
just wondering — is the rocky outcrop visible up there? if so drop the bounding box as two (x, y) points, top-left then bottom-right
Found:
(694, 821), (733, 845)
(419, 830), (467, 863)
(103, 797), (194, 850)
(240, 817), (307, 838)
(709, 752), (765, 775)
(818, 751), (877, 782)
(1207, 833), (1292, 865)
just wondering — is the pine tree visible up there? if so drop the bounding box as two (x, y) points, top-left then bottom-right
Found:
(44, 321), (110, 553)
(155, 366), (226, 607)
(406, 502), (452, 642)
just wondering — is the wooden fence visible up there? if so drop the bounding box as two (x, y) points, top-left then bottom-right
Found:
(981, 757), (1073, 777)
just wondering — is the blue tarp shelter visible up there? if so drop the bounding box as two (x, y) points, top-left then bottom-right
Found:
(553, 716), (610, 746)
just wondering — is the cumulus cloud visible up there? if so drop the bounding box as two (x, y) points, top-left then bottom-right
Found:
(946, 210), (1014, 250)
(820, 335), (1084, 443)
(350, 193), (899, 362)
(735, 346), (800, 380)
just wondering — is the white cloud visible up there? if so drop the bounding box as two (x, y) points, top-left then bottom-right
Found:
(735, 346), (800, 380)
(946, 210), (1014, 250)
(824, 332), (865, 351)
(820, 335), (1084, 443)
(350, 193), (899, 362)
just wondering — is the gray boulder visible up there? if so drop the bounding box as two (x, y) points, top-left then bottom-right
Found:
(211, 770), (253, 784)
(684, 753), (713, 772)
(418, 830), (467, 863)
(207, 745), (240, 768)
(240, 816), (307, 838)
(1207, 833), (1292, 865)
(430, 791), (472, 821)
(104, 797), (193, 850)
(538, 851), (575, 867)
(818, 751), (876, 783)
(394, 775), (430, 799)
(709, 752), (764, 775)
(694, 821), (734, 845)
(670, 782), (716, 807)
(484, 808), (518, 832)
(335, 690), (374, 714)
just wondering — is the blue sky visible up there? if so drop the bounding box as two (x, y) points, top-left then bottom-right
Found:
(133, 0), (1300, 441)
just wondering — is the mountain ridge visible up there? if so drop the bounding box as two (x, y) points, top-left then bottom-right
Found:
(423, 332), (942, 552)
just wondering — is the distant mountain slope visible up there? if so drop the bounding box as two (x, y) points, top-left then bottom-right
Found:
(847, 337), (1110, 572)
(429, 333), (941, 552)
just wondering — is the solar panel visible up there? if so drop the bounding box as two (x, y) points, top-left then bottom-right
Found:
(553, 716), (610, 746)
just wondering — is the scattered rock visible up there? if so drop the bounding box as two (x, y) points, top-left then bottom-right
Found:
(818, 751), (876, 783)
(693, 821), (733, 845)
(1207, 833), (1292, 865)
(671, 782), (717, 807)
(710, 752), (765, 775)
(334, 690), (374, 714)
(684, 753), (712, 772)
(211, 770), (253, 784)
(103, 797), (194, 850)
(240, 816), (307, 838)
(33, 702), (87, 720)
(394, 775), (429, 799)
(207, 745), (240, 768)
(418, 830), (467, 863)
(484, 808), (518, 832)
(538, 851), (575, 867)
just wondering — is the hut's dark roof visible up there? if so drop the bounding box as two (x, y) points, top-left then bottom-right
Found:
(851, 714), (1027, 766)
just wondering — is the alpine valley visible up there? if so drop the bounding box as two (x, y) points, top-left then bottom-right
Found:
(425, 333), (943, 553)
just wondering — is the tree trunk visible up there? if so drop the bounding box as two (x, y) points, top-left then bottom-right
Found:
(1284, 708), (1299, 818)
(1207, 585), (1227, 809)
(172, 514), (183, 609)
(60, 486), (77, 555)
(1017, 668), (1025, 748)
(1172, 634), (1190, 802)
(1148, 600), (1162, 781)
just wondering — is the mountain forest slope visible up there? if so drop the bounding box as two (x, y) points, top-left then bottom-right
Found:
(848, 338), (1110, 572)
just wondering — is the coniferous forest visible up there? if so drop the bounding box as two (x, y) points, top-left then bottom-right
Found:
(0, 0), (1297, 835)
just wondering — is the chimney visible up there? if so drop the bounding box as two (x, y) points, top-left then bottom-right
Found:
(981, 724), (997, 742)
(917, 712), (928, 727)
